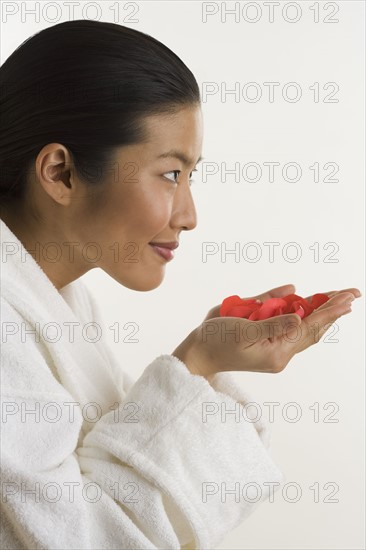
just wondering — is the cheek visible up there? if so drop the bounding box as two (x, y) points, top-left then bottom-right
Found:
(83, 178), (173, 245)
(144, 198), (171, 230)
(126, 184), (173, 236)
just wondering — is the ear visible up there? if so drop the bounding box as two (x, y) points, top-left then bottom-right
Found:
(34, 143), (75, 206)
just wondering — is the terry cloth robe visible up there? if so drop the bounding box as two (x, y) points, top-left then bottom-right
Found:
(0, 217), (285, 550)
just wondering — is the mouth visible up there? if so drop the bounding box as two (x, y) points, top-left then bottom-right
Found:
(148, 242), (178, 261)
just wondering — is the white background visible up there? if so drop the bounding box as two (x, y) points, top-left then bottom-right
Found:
(1, 2), (365, 548)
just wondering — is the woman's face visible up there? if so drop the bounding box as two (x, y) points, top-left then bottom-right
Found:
(65, 104), (203, 291)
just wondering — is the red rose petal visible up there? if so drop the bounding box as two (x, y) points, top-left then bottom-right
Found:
(293, 305), (305, 319)
(311, 293), (330, 309)
(220, 295), (243, 316)
(226, 304), (261, 318)
(220, 296), (262, 317)
(281, 294), (313, 317)
(281, 293), (303, 304)
(248, 298), (287, 321)
(220, 292), (331, 321)
(291, 299), (314, 317)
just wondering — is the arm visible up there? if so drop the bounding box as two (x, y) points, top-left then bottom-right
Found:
(1, 337), (284, 550)
(81, 280), (273, 449)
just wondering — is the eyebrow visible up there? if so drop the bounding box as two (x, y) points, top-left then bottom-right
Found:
(156, 149), (203, 167)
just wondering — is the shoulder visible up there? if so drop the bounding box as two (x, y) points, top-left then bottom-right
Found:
(0, 296), (72, 395)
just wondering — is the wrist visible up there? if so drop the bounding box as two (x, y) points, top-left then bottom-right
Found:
(172, 327), (215, 380)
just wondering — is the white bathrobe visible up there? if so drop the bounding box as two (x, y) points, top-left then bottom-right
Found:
(0, 217), (284, 550)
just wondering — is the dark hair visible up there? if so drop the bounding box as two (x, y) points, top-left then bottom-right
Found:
(0, 20), (201, 203)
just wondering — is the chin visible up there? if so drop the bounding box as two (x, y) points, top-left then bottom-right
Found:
(109, 269), (165, 292)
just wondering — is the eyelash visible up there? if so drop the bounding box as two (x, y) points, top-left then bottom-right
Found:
(164, 169), (198, 185)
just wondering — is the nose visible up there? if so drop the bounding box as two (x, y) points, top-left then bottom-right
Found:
(171, 180), (197, 232)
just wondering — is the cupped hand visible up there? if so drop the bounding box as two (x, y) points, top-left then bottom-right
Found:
(203, 283), (361, 322)
(183, 283), (362, 376)
(235, 290), (359, 373)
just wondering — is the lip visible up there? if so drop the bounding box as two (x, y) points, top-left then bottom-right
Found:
(149, 241), (179, 250)
(149, 242), (178, 261)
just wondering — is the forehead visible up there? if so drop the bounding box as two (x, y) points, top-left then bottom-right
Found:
(139, 105), (203, 163)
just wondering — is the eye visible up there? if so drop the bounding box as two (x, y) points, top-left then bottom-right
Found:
(163, 168), (198, 185)
(189, 169), (198, 186)
(164, 170), (181, 183)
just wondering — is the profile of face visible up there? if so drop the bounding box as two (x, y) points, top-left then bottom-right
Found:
(5, 104), (203, 292)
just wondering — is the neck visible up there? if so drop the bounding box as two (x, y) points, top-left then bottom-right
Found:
(0, 202), (88, 291)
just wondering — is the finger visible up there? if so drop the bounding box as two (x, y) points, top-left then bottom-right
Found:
(286, 297), (354, 346)
(203, 305), (221, 321)
(290, 293), (354, 328)
(325, 287), (361, 299)
(303, 290), (337, 303)
(303, 303), (353, 347)
(255, 293), (354, 341)
(310, 291), (356, 312)
(304, 287), (361, 303)
(245, 284), (296, 303)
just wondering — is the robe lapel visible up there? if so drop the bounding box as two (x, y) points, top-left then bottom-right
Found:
(1, 218), (122, 435)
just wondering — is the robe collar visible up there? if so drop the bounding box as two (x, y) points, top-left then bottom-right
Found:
(0, 217), (122, 435)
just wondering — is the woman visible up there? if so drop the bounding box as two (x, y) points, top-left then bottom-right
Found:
(0, 20), (360, 550)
